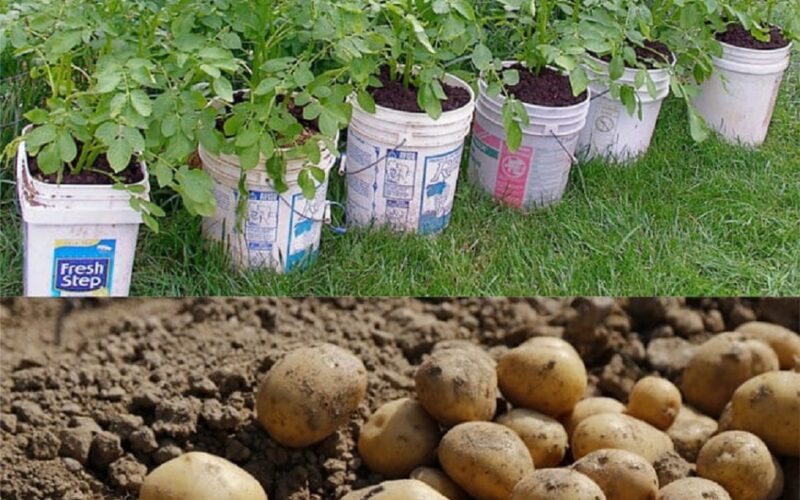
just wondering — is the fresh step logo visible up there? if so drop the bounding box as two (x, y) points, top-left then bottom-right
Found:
(51, 239), (116, 296)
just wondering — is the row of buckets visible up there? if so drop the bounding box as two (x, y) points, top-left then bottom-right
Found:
(16, 41), (793, 296)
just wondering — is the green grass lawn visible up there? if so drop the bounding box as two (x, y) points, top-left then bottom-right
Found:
(1, 56), (798, 296)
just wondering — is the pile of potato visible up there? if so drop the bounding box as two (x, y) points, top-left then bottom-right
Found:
(138, 321), (800, 500)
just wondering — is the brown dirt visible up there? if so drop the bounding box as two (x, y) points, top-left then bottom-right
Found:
(370, 67), (471, 113)
(506, 65), (587, 107)
(717, 24), (789, 50)
(1, 298), (797, 500)
(29, 149), (144, 186)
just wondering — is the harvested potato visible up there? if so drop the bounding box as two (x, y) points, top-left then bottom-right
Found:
(681, 332), (779, 417)
(562, 397), (626, 437)
(410, 467), (468, 500)
(432, 340), (496, 367)
(736, 321), (800, 369)
(572, 449), (659, 500)
(571, 413), (674, 462)
(521, 336), (580, 356)
(439, 422), (534, 500)
(657, 477), (732, 500)
(697, 431), (783, 500)
(626, 376), (682, 430)
(342, 479), (448, 499)
(497, 345), (587, 417)
(358, 398), (441, 477)
(255, 343), (367, 447)
(729, 371), (800, 456)
(510, 468), (606, 500)
(139, 452), (267, 500)
(667, 406), (718, 462)
(496, 408), (568, 467)
(415, 349), (497, 426)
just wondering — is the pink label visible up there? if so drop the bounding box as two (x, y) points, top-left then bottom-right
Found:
(494, 143), (534, 208)
(473, 120), (501, 149)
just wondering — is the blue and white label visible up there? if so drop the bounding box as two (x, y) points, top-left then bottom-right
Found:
(239, 190), (280, 268)
(286, 185), (327, 271)
(51, 239), (116, 296)
(384, 150), (417, 200)
(419, 146), (462, 235)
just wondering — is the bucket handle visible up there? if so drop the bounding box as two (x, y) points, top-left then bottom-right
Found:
(338, 138), (409, 176)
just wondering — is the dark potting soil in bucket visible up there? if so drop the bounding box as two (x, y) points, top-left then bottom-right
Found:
(28, 147), (144, 185)
(717, 24), (789, 50)
(370, 67), (471, 113)
(505, 65), (587, 107)
(594, 40), (673, 69)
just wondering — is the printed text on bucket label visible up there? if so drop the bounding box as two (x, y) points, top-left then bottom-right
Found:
(51, 239), (116, 296)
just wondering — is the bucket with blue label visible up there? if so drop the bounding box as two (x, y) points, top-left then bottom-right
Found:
(344, 73), (475, 235)
(17, 128), (147, 297)
(199, 142), (336, 273)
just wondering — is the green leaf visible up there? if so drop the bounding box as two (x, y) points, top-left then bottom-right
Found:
(37, 143), (61, 174)
(154, 160), (174, 187)
(609, 55), (625, 81)
(502, 69), (520, 86)
(237, 144), (260, 170)
(452, 0), (475, 20)
(620, 86), (636, 116)
(357, 90), (376, 113)
(108, 138), (133, 172)
(507, 121), (522, 152)
(297, 169), (315, 199)
(472, 44), (493, 71)
(47, 31), (81, 57)
(177, 167), (214, 203)
(318, 109), (340, 137)
(57, 133), (77, 163)
(130, 90), (152, 117)
(407, 15), (435, 53)
(25, 124), (57, 149)
(254, 77), (280, 96)
(161, 114), (178, 137)
(95, 71), (122, 93)
(310, 166), (326, 183)
(688, 106), (709, 142)
(24, 109), (49, 125)
(213, 76), (234, 102)
(293, 64), (315, 87)
(569, 67), (589, 96)
(95, 122), (118, 145)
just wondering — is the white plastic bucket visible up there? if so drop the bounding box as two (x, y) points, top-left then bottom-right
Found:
(344, 73), (475, 234)
(199, 143), (335, 272)
(577, 56), (672, 163)
(692, 41), (792, 147)
(16, 126), (148, 297)
(468, 67), (591, 209)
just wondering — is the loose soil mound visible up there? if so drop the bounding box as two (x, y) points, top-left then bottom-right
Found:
(0, 298), (797, 499)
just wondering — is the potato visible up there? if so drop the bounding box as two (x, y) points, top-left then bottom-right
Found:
(496, 408), (568, 467)
(562, 397), (626, 437)
(572, 449), (659, 500)
(697, 431), (783, 500)
(736, 321), (800, 369)
(521, 336), (580, 356)
(439, 422), (534, 500)
(497, 345), (587, 417)
(681, 332), (779, 417)
(342, 479), (448, 500)
(255, 343), (367, 447)
(728, 371), (800, 456)
(657, 477), (731, 500)
(358, 398), (441, 477)
(571, 413), (674, 463)
(432, 340), (496, 367)
(139, 452), (267, 500)
(667, 406), (718, 462)
(410, 467), (468, 500)
(510, 469), (606, 500)
(415, 349), (497, 426)
(626, 376), (682, 430)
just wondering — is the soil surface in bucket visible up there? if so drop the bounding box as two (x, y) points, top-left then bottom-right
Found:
(370, 67), (471, 113)
(506, 65), (587, 107)
(717, 24), (789, 50)
(28, 149), (143, 185)
(4, 297), (797, 499)
(596, 40), (672, 69)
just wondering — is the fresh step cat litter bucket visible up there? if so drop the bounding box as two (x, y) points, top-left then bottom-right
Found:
(577, 56), (671, 163)
(343, 74), (475, 235)
(692, 41), (792, 147)
(469, 73), (591, 209)
(199, 144), (336, 272)
(16, 128), (148, 297)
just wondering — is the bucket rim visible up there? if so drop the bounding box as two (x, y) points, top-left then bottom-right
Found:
(584, 53), (676, 77)
(18, 125), (150, 193)
(350, 72), (476, 119)
(718, 39), (793, 56)
(478, 62), (591, 112)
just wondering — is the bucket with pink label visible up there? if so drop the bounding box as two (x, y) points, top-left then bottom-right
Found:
(468, 71), (591, 209)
